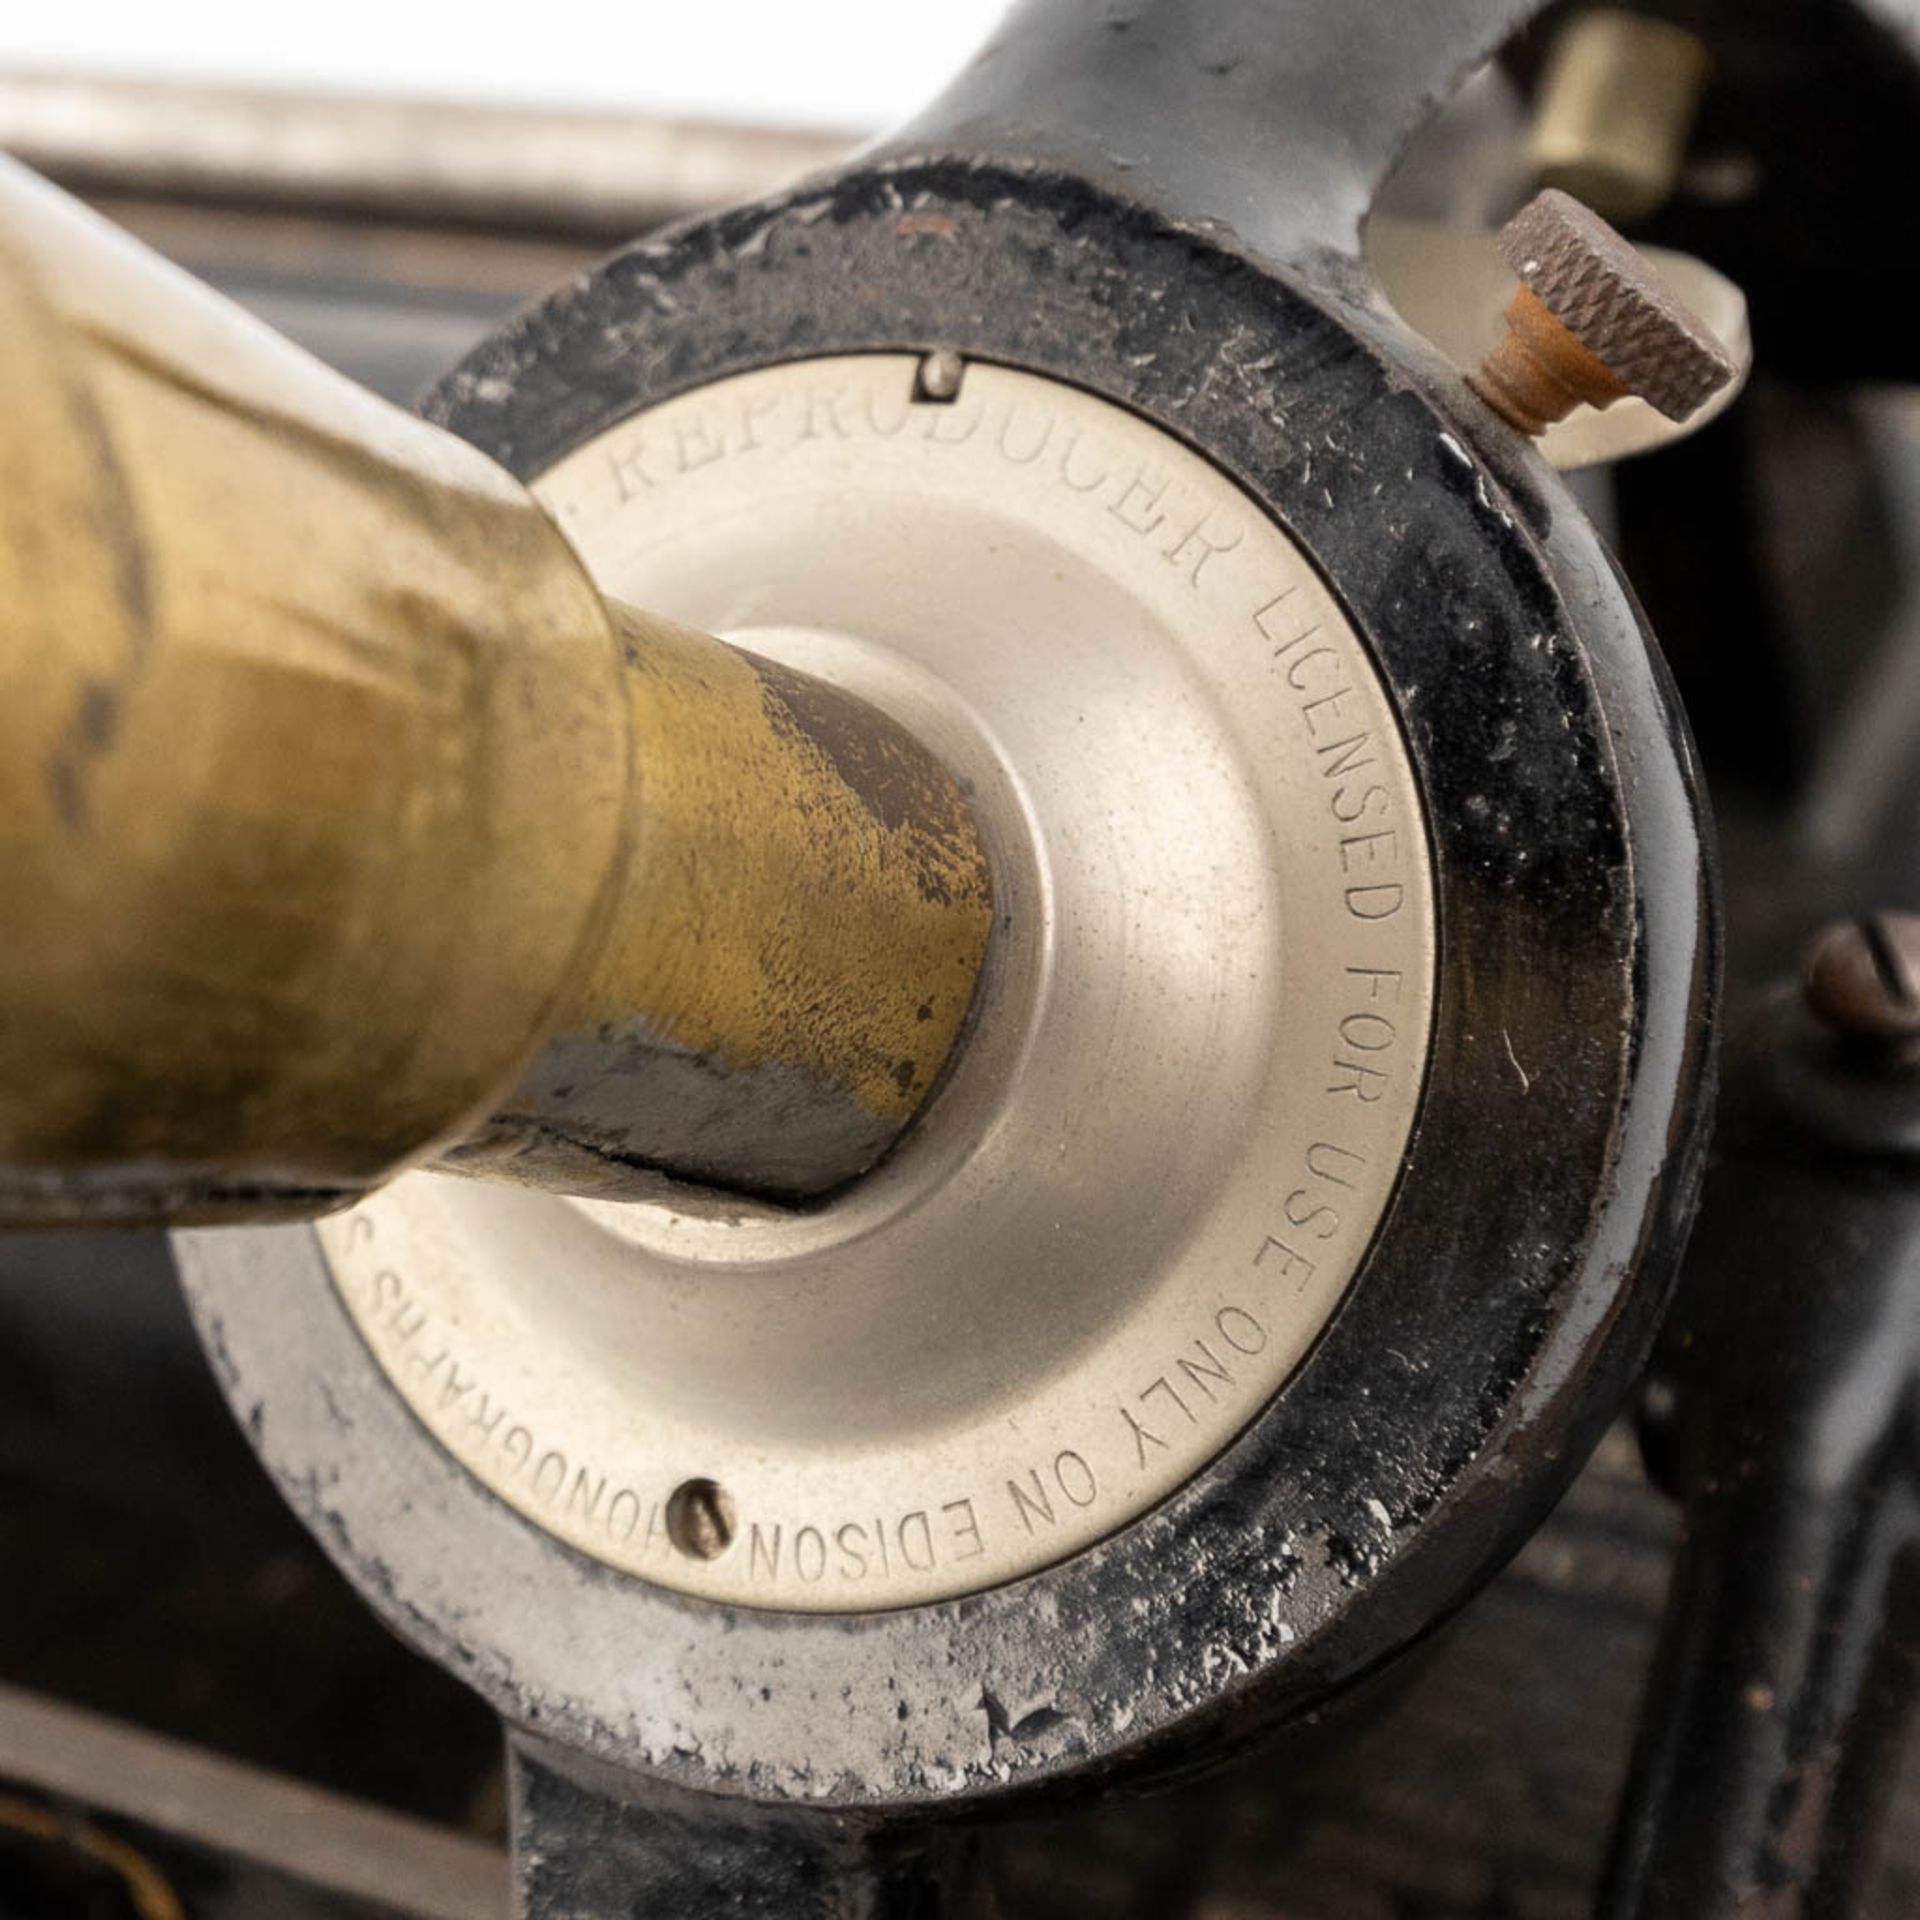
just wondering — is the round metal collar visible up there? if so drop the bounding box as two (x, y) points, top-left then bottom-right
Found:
(180, 159), (1714, 1807)
(314, 354), (1435, 1612)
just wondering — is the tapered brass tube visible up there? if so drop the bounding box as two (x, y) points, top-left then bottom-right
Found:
(0, 160), (991, 1224)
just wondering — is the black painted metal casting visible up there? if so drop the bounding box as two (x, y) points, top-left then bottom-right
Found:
(179, 0), (1730, 1911)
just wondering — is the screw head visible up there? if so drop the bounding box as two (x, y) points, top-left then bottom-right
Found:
(915, 348), (965, 403)
(666, 1477), (736, 1560)
(1802, 913), (1920, 1046)
(1496, 189), (1738, 421)
(1469, 189), (1739, 436)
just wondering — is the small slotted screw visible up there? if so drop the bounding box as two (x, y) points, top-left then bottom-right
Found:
(1802, 913), (1920, 1047)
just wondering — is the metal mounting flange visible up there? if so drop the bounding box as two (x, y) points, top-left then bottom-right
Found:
(180, 147), (1716, 1810)
(306, 348), (1437, 1615)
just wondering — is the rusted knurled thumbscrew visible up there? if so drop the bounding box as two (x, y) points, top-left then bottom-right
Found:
(1469, 188), (1739, 437)
(1803, 913), (1920, 1052)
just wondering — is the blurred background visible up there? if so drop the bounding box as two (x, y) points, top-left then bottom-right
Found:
(0, 2), (1005, 131)
(4, 4), (1920, 1916)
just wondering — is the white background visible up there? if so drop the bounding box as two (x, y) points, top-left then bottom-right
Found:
(0, 2), (1012, 131)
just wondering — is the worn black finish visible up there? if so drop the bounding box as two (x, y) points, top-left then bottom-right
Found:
(1607, 995), (1920, 1918)
(511, 1734), (974, 1920)
(891, 0), (1540, 274)
(285, 134), (1717, 1791)
(198, 0), (1713, 1815)
(177, 1), (1718, 1913)
(10, 0), (1920, 1910)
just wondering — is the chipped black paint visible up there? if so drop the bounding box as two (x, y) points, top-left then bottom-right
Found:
(190, 8), (1715, 1873)
(751, 655), (927, 839)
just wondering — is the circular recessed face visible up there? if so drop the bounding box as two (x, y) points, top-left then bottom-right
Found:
(319, 356), (1435, 1613)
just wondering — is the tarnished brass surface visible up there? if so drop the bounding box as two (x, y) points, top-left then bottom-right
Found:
(1528, 10), (1711, 225)
(0, 162), (992, 1222)
(0, 157), (631, 1224)
(454, 610), (993, 1199)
